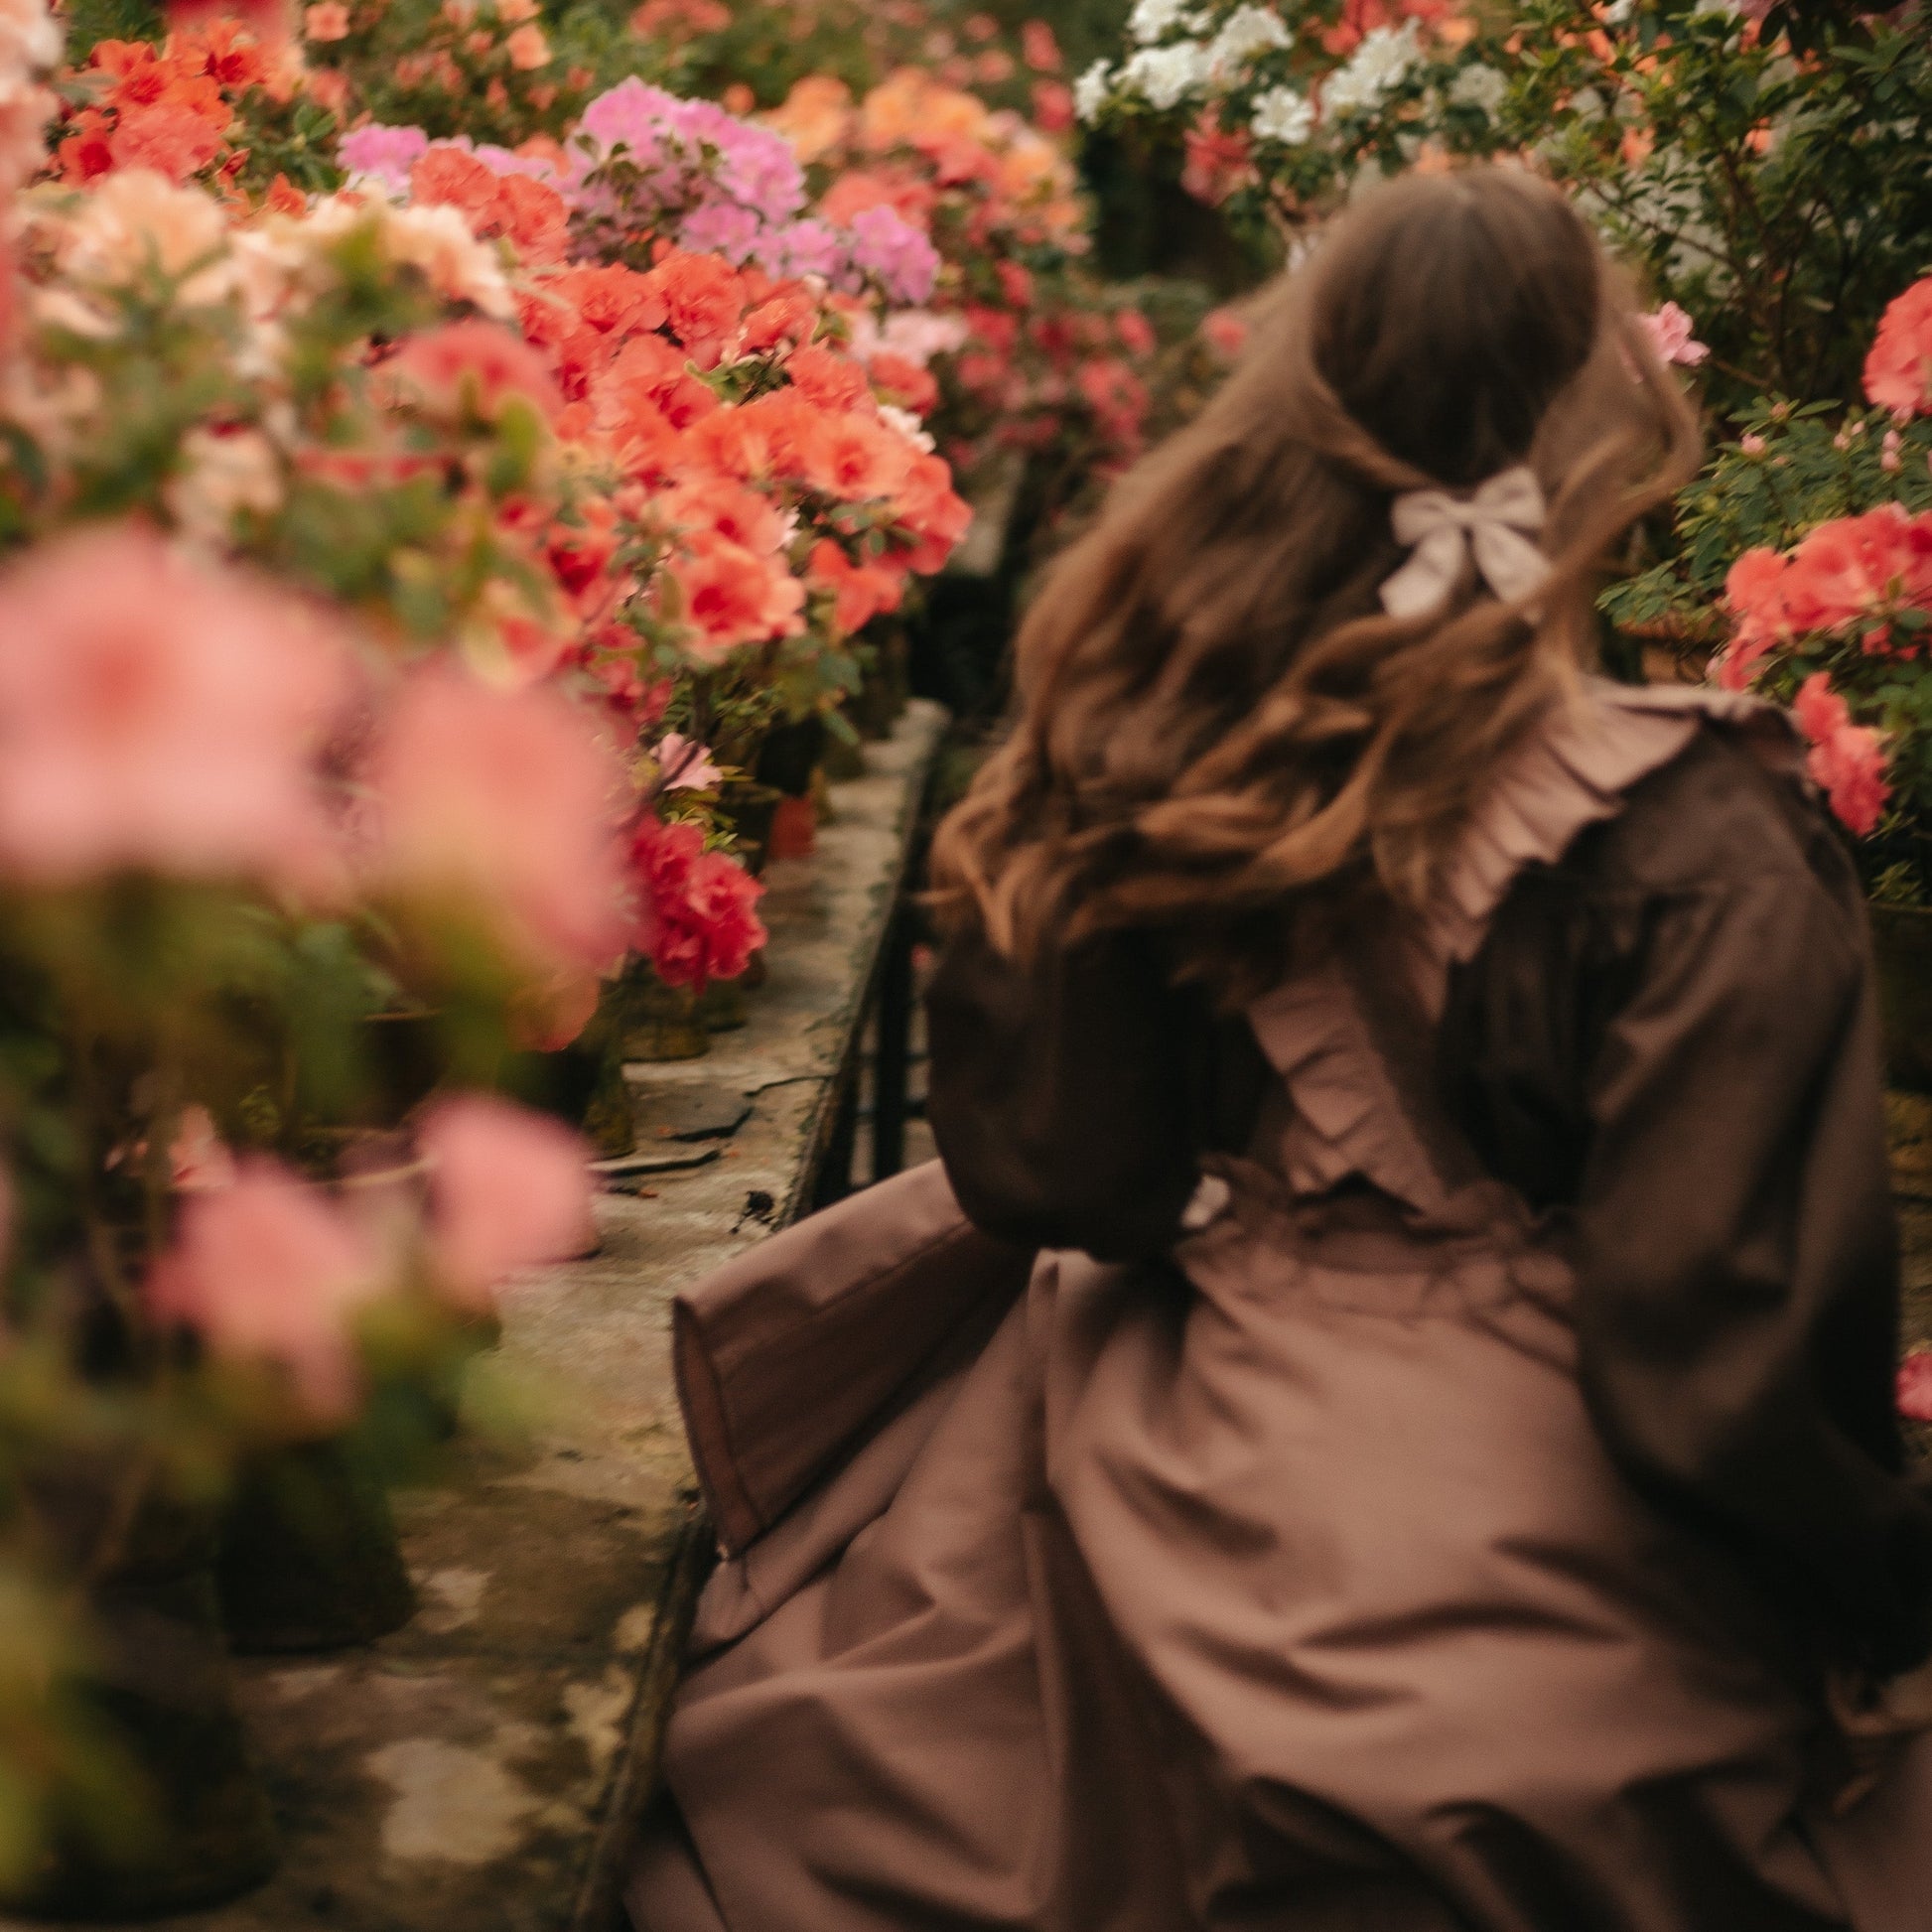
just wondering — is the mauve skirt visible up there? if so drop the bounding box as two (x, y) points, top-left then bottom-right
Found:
(629, 1199), (1929, 1931)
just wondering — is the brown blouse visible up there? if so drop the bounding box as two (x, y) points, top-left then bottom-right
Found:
(925, 728), (1932, 1677)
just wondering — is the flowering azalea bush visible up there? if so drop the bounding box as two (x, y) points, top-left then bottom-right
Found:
(1077, 0), (1490, 243)
(1080, 1), (1932, 424)
(0, 517), (622, 1884)
(346, 81), (971, 725)
(52, 14), (344, 201)
(767, 64), (1161, 538)
(1639, 278), (1932, 892)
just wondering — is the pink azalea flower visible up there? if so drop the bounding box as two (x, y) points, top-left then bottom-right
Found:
(1864, 278), (1932, 421)
(416, 1092), (594, 1311)
(842, 205), (941, 307)
(1639, 302), (1710, 368)
(338, 121), (431, 193)
(364, 664), (635, 984)
(146, 1158), (385, 1419)
(1899, 1348), (1932, 1424)
(654, 731), (723, 791)
(0, 523), (351, 889)
(1792, 671), (1890, 837)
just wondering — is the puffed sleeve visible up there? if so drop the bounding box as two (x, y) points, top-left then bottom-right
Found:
(1574, 785), (1932, 1675)
(924, 923), (1257, 1263)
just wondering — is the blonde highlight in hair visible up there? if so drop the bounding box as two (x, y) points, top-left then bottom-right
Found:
(929, 167), (1700, 1000)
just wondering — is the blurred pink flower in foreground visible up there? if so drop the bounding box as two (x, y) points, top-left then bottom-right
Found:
(147, 1157), (383, 1418)
(364, 662), (634, 984)
(417, 1092), (595, 1311)
(1898, 1348), (1932, 1423)
(0, 523), (351, 888)
(1639, 302), (1709, 368)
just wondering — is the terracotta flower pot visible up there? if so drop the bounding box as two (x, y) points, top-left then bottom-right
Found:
(3, 1484), (279, 1921)
(215, 1436), (417, 1655)
(618, 963), (711, 1064)
(1871, 901), (1932, 1094)
(765, 794), (817, 862)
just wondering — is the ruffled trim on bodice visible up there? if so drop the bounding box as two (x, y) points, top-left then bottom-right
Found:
(1423, 679), (1803, 971)
(1241, 680), (1807, 1217)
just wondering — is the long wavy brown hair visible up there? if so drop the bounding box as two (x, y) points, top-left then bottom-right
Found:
(928, 166), (1701, 1001)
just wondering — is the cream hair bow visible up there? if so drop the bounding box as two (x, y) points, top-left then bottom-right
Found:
(1378, 465), (1553, 620)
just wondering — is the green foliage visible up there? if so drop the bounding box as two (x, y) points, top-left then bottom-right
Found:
(1502, 1), (1932, 419)
(1605, 407), (1932, 640)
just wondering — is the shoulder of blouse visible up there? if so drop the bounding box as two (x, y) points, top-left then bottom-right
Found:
(1527, 723), (1853, 905)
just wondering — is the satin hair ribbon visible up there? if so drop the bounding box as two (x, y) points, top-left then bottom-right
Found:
(1378, 465), (1553, 620)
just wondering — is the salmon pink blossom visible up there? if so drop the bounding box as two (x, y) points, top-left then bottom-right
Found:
(0, 524), (351, 888)
(667, 530), (806, 655)
(417, 1093), (594, 1311)
(1864, 278), (1932, 420)
(365, 664), (633, 981)
(1791, 672), (1889, 836)
(385, 318), (562, 422)
(146, 1158), (385, 1419)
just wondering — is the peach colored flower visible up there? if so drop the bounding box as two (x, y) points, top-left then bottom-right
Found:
(146, 1158), (385, 1418)
(794, 406), (913, 502)
(1864, 277), (1932, 420)
(384, 317), (561, 423)
(417, 1092), (594, 1311)
(504, 22), (550, 69)
(1792, 671), (1889, 837)
(763, 74), (854, 166)
(58, 168), (231, 298)
(364, 663), (633, 981)
(665, 529), (806, 656)
(380, 200), (515, 319)
(303, 1), (348, 39)
(165, 425), (284, 542)
(0, 524), (351, 887)
(807, 537), (903, 634)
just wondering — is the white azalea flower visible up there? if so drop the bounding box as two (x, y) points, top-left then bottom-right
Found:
(1073, 57), (1116, 123)
(1120, 40), (1210, 111)
(1251, 83), (1314, 145)
(1321, 19), (1420, 118)
(878, 405), (936, 455)
(1449, 63), (1507, 115)
(1205, 5), (1292, 82)
(1127, 0), (1199, 44)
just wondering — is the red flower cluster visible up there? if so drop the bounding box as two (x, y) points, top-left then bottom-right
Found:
(1865, 276), (1932, 423)
(1791, 672), (1890, 838)
(410, 146), (570, 267)
(768, 69), (1159, 489)
(628, 813), (766, 993)
(1722, 504), (1932, 690)
(55, 27), (270, 184)
(514, 241), (967, 668)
